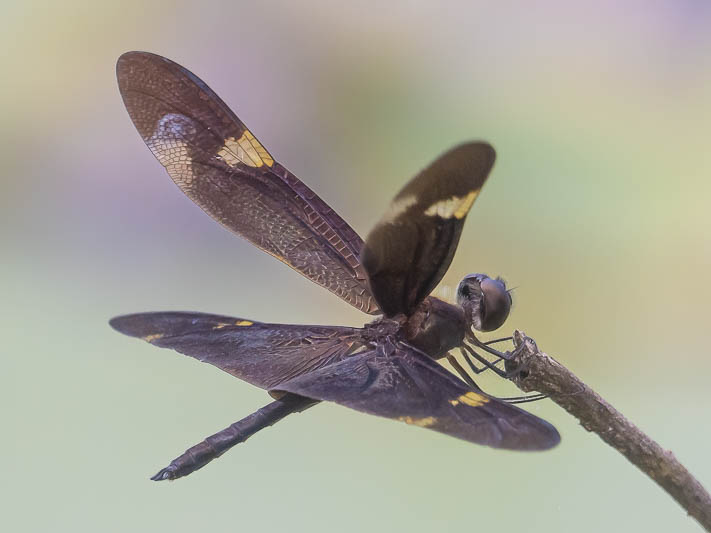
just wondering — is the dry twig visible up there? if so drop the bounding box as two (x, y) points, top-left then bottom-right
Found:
(507, 330), (711, 531)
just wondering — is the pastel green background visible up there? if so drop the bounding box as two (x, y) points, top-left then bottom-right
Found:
(3, 1), (711, 532)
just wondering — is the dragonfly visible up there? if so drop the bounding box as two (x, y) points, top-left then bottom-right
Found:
(110, 51), (560, 481)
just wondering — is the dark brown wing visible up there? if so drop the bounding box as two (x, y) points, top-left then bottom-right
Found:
(361, 143), (495, 317)
(109, 312), (364, 390)
(274, 343), (559, 450)
(116, 52), (378, 315)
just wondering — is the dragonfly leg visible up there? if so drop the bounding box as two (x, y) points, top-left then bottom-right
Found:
(460, 342), (514, 378)
(495, 393), (549, 404)
(482, 336), (513, 346)
(447, 345), (547, 404)
(447, 353), (480, 389)
(466, 330), (517, 361)
(459, 346), (506, 375)
(449, 349), (548, 404)
(454, 336), (512, 377)
(466, 331), (532, 379)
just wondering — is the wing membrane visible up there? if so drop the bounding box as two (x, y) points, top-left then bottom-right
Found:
(361, 143), (495, 316)
(109, 312), (364, 390)
(116, 52), (378, 314)
(274, 343), (559, 450)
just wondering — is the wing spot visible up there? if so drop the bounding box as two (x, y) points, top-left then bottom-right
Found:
(424, 190), (479, 219)
(142, 333), (164, 343)
(381, 195), (417, 224)
(398, 416), (437, 427)
(146, 113), (196, 185)
(212, 320), (252, 329)
(450, 391), (489, 407)
(217, 130), (274, 168)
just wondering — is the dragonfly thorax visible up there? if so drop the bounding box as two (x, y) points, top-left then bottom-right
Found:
(402, 297), (467, 359)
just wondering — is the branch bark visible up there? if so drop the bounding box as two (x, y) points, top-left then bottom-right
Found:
(508, 330), (711, 532)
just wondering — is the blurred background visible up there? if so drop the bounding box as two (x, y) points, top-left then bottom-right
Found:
(3, 1), (711, 532)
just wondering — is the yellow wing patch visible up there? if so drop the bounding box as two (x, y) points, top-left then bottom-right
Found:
(142, 333), (164, 343)
(424, 190), (479, 219)
(212, 320), (254, 330)
(398, 416), (437, 427)
(217, 130), (274, 168)
(449, 391), (489, 407)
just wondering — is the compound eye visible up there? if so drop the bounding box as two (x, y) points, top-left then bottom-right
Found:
(456, 275), (483, 307)
(479, 277), (511, 331)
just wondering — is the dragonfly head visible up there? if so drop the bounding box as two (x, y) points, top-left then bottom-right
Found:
(456, 274), (511, 332)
